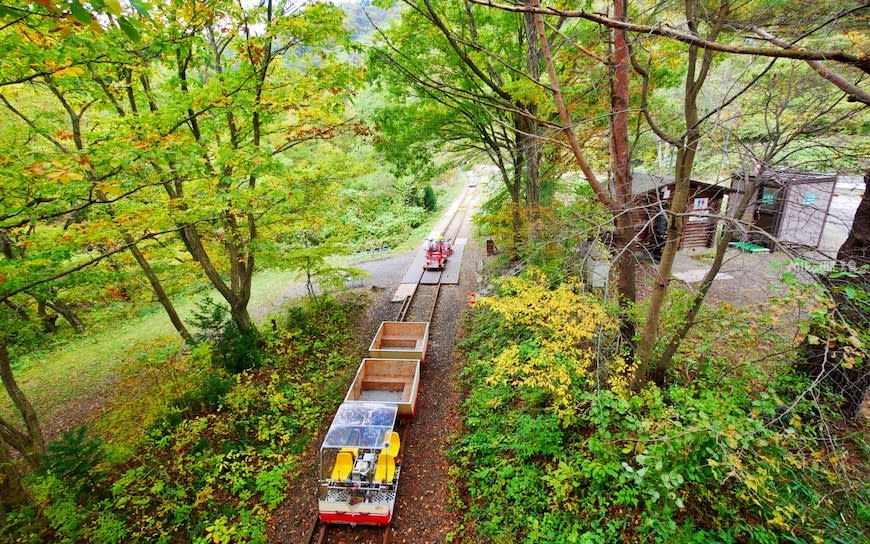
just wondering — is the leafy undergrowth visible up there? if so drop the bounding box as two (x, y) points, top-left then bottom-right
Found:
(451, 270), (869, 544)
(3, 295), (366, 544)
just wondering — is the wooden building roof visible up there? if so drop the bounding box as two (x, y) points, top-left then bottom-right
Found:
(630, 172), (736, 197)
(731, 170), (837, 188)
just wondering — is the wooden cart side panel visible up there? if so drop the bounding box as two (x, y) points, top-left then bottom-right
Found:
(347, 363), (366, 399)
(369, 322), (430, 361)
(344, 359), (421, 417)
(407, 362), (420, 414)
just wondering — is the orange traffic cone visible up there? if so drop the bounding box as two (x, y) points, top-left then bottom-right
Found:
(468, 291), (476, 307)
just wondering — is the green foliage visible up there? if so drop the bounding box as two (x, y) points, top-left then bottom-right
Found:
(282, 243), (365, 303)
(9, 295), (363, 543)
(787, 265), (870, 418)
(169, 371), (235, 420)
(475, 181), (612, 262)
(29, 474), (87, 543)
(42, 426), (106, 499)
(191, 297), (262, 374)
(214, 326), (263, 375)
(453, 272), (870, 543)
(191, 297), (232, 344)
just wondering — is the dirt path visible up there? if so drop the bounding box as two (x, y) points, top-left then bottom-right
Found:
(267, 189), (487, 543)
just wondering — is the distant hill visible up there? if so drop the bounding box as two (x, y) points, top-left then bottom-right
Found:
(339, 1), (403, 43)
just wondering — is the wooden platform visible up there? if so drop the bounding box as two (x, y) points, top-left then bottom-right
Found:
(441, 238), (466, 284)
(419, 269), (442, 284)
(391, 283), (417, 303)
(400, 243), (428, 284)
(419, 238), (465, 285)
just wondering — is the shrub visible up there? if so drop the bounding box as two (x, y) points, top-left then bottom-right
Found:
(191, 296), (263, 373)
(42, 427), (106, 500)
(214, 324), (262, 374)
(170, 372), (235, 416)
(451, 269), (870, 543)
(423, 184), (437, 211)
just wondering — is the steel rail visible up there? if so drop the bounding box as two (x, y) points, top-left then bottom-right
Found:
(312, 185), (475, 544)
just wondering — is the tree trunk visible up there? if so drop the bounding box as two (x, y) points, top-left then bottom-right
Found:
(36, 300), (58, 333)
(495, 153), (524, 255)
(0, 230), (15, 259)
(180, 223), (256, 334)
(516, 112), (541, 239)
(126, 236), (193, 344)
(0, 341), (45, 470)
(634, 140), (696, 388)
(230, 302), (254, 333)
(522, 5), (543, 242)
(611, 0), (637, 309)
(510, 188), (523, 253)
(836, 172), (869, 266)
(0, 441), (29, 517)
(45, 298), (84, 334)
(631, 0), (728, 390)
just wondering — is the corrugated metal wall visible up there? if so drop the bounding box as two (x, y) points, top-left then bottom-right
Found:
(777, 182), (834, 247)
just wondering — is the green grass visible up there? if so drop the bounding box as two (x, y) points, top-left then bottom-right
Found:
(0, 268), (303, 438)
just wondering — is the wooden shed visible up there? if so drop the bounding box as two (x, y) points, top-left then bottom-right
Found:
(631, 172), (735, 251)
(728, 171), (836, 249)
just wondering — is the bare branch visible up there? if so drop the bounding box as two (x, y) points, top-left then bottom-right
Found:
(740, 24), (870, 106)
(467, 0), (870, 73)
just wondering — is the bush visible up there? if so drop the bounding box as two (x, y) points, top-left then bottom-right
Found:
(214, 324), (262, 374)
(451, 270), (870, 543)
(191, 296), (262, 373)
(423, 184), (437, 211)
(170, 372), (235, 417)
(42, 427), (106, 500)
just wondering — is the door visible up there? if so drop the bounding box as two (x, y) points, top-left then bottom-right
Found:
(753, 186), (782, 247)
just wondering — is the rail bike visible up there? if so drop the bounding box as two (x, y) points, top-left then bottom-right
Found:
(313, 186), (474, 535)
(423, 237), (453, 270)
(317, 402), (402, 525)
(317, 322), (427, 526)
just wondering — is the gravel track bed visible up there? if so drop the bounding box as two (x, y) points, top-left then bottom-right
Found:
(267, 208), (487, 543)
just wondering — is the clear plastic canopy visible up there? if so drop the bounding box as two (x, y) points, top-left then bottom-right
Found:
(321, 402), (398, 450)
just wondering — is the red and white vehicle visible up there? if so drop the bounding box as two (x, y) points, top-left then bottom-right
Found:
(423, 238), (453, 270)
(318, 403), (402, 526)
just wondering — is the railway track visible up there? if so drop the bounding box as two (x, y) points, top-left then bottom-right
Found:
(307, 184), (475, 544)
(304, 515), (394, 544)
(395, 184), (474, 323)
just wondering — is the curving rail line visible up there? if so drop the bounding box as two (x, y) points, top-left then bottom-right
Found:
(395, 185), (474, 323)
(306, 184), (475, 544)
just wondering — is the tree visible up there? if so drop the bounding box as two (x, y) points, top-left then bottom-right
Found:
(838, 176), (870, 266)
(367, 0), (570, 253)
(476, 0), (869, 392)
(0, 0), (361, 498)
(0, 0), (358, 336)
(284, 243), (365, 303)
(0, 340), (45, 471)
(423, 184), (437, 212)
